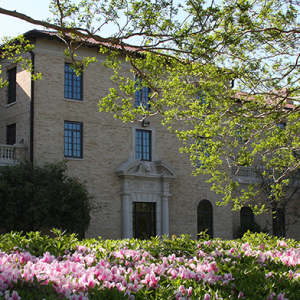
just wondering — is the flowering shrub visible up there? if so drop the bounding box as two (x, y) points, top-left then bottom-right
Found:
(0, 230), (299, 299)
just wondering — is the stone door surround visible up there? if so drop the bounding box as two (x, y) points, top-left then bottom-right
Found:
(116, 159), (177, 238)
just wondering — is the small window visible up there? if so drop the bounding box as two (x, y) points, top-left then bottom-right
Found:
(7, 67), (16, 104)
(136, 129), (151, 161)
(64, 121), (83, 158)
(64, 63), (82, 100)
(6, 123), (16, 145)
(135, 76), (150, 110)
(197, 200), (213, 238)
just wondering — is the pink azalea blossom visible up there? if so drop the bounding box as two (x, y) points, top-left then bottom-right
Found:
(204, 293), (211, 300)
(277, 293), (289, 300)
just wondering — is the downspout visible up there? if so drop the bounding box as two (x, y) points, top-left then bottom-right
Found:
(29, 51), (35, 162)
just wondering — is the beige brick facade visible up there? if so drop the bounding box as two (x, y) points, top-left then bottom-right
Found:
(1, 30), (299, 240)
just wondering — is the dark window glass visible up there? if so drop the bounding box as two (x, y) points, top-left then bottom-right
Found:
(64, 121), (82, 158)
(135, 76), (150, 109)
(8, 67), (16, 104)
(273, 208), (285, 237)
(6, 123), (16, 145)
(277, 123), (286, 129)
(240, 207), (254, 226)
(197, 200), (213, 238)
(64, 63), (82, 100)
(133, 202), (156, 239)
(197, 138), (209, 168)
(136, 129), (151, 161)
(196, 91), (209, 107)
(236, 124), (245, 142)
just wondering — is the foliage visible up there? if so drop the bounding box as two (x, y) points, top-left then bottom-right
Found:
(0, 232), (300, 299)
(1, 0), (300, 210)
(0, 35), (42, 86)
(0, 160), (92, 236)
(237, 222), (269, 238)
(255, 167), (300, 237)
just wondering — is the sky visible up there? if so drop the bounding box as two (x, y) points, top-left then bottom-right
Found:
(0, 0), (52, 40)
(0, 0), (140, 43)
(0, 0), (189, 43)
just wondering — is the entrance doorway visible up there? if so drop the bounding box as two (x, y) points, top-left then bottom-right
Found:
(133, 202), (156, 239)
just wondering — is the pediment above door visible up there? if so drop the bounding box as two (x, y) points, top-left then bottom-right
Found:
(116, 159), (177, 179)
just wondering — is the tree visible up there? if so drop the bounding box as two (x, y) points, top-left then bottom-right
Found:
(1, 0), (300, 213)
(0, 160), (92, 236)
(255, 165), (300, 237)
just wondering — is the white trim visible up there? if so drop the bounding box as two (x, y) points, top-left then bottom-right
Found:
(5, 102), (17, 108)
(64, 98), (85, 103)
(129, 123), (159, 161)
(116, 159), (177, 239)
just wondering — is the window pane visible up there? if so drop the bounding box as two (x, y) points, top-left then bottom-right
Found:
(133, 202), (156, 239)
(136, 130), (151, 161)
(273, 208), (285, 237)
(8, 67), (16, 104)
(241, 207), (254, 225)
(64, 63), (82, 100)
(197, 200), (213, 238)
(135, 76), (150, 109)
(64, 121), (82, 158)
(6, 123), (16, 145)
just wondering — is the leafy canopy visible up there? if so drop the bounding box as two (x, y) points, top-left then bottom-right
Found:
(1, 0), (300, 212)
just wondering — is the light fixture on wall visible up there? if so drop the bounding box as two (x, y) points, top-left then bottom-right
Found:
(141, 119), (150, 127)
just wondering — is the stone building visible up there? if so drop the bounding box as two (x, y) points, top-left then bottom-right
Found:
(0, 30), (298, 240)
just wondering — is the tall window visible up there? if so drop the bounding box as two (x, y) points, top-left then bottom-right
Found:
(6, 123), (16, 145)
(7, 67), (16, 104)
(197, 200), (213, 238)
(240, 207), (254, 226)
(64, 121), (82, 158)
(64, 63), (82, 100)
(277, 123), (286, 130)
(196, 90), (209, 108)
(135, 76), (150, 109)
(133, 202), (156, 239)
(136, 129), (151, 161)
(197, 138), (209, 168)
(273, 208), (285, 237)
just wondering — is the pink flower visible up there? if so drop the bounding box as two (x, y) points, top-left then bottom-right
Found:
(277, 293), (288, 300)
(267, 292), (276, 300)
(277, 241), (288, 247)
(204, 293), (211, 300)
(11, 291), (21, 300)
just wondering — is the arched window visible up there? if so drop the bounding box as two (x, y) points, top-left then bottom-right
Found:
(197, 200), (213, 238)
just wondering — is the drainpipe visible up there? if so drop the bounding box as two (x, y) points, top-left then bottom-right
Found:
(29, 51), (35, 162)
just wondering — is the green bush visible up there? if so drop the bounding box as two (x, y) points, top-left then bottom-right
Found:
(0, 160), (92, 237)
(237, 221), (269, 238)
(0, 231), (299, 299)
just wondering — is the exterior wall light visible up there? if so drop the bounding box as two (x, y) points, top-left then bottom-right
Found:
(142, 120), (150, 127)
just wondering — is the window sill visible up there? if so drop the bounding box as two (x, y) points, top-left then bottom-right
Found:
(5, 102), (16, 108)
(64, 98), (84, 103)
(65, 157), (84, 161)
